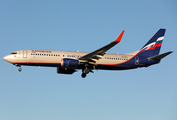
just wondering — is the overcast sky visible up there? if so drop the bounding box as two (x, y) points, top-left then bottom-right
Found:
(0, 0), (177, 120)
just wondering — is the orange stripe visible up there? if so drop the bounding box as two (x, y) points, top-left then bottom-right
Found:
(12, 62), (61, 64)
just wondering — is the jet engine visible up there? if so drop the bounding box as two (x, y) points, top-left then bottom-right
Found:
(61, 58), (79, 67)
(57, 67), (76, 74)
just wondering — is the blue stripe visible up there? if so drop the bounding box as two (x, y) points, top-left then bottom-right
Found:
(156, 40), (163, 44)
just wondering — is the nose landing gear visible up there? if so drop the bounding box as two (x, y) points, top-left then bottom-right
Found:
(18, 67), (22, 72)
(13, 64), (22, 72)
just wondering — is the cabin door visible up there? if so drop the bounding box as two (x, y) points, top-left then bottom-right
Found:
(135, 56), (139, 65)
(23, 50), (27, 58)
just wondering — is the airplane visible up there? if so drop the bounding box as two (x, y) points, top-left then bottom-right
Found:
(3, 29), (173, 78)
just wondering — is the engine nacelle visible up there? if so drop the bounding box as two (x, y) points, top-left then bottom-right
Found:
(57, 67), (76, 74)
(61, 58), (79, 67)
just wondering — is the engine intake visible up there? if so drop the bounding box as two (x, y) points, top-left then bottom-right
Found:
(61, 58), (79, 67)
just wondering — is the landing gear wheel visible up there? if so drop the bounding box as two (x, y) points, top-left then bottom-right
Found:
(18, 68), (22, 72)
(81, 73), (86, 78)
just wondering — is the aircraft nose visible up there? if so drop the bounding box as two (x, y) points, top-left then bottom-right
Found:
(3, 56), (7, 61)
(3, 55), (10, 62)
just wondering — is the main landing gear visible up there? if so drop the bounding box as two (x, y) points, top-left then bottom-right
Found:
(81, 72), (86, 78)
(81, 68), (87, 78)
(81, 66), (94, 78)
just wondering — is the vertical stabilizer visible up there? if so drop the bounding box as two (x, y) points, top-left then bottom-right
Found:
(138, 29), (166, 57)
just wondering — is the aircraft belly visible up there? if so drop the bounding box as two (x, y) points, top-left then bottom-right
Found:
(13, 56), (62, 67)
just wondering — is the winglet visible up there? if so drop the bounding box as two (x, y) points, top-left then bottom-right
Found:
(113, 30), (125, 43)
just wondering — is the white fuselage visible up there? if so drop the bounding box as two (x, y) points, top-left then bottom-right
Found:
(3, 29), (171, 78)
(4, 50), (134, 67)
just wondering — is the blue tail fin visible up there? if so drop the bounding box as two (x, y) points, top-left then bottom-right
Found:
(138, 29), (166, 57)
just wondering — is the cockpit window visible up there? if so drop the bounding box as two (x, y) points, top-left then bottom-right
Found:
(10, 52), (17, 54)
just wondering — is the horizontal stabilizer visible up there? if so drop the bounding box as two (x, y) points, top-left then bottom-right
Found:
(148, 51), (173, 61)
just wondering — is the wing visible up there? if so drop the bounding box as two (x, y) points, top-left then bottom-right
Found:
(79, 30), (125, 64)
